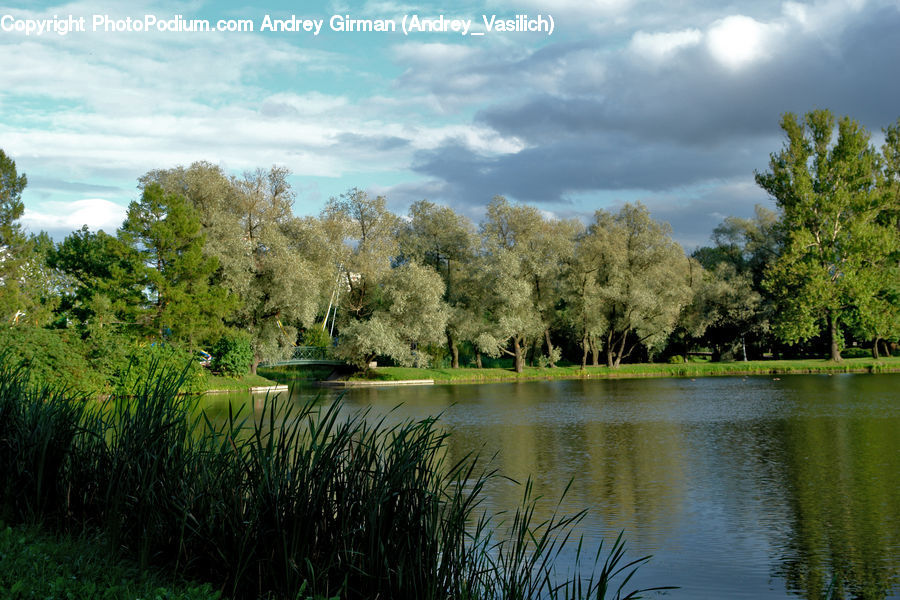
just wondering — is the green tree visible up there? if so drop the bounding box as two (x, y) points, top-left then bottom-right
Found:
(50, 226), (145, 333)
(756, 110), (896, 361)
(320, 188), (400, 320)
(478, 197), (580, 370)
(0, 149), (27, 248)
(119, 183), (231, 347)
(220, 167), (323, 372)
(334, 263), (448, 368)
(586, 204), (693, 367)
(398, 200), (477, 367)
(687, 205), (781, 359)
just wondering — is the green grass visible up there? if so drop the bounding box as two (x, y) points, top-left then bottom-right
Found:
(0, 521), (219, 599)
(0, 352), (670, 600)
(348, 356), (900, 383)
(203, 372), (281, 392)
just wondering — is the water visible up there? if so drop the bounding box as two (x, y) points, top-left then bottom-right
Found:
(204, 373), (900, 599)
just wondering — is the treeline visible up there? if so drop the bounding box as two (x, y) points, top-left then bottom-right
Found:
(1, 109), (899, 387)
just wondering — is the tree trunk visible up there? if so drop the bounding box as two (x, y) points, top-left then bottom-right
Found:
(513, 337), (524, 373)
(589, 334), (599, 366)
(828, 311), (842, 362)
(581, 335), (588, 370)
(251, 355), (260, 375)
(475, 350), (482, 369)
(613, 331), (628, 368)
(544, 328), (556, 367)
(447, 330), (459, 368)
(872, 337), (881, 359)
(606, 331), (615, 368)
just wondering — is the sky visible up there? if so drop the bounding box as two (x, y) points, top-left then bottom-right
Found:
(2, 0), (899, 248)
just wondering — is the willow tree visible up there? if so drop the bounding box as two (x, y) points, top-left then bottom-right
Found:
(479, 196), (579, 369)
(398, 200), (477, 367)
(757, 110), (894, 361)
(587, 204), (692, 368)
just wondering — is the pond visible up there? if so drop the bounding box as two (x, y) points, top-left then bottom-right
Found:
(203, 373), (900, 599)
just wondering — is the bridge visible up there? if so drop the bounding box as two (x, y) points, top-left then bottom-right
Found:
(260, 346), (346, 367)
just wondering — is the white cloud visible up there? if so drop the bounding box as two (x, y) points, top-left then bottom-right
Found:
(629, 28), (702, 62)
(706, 15), (782, 69)
(22, 198), (128, 234)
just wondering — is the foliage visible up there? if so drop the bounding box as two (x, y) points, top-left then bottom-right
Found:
(0, 325), (104, 394)
(757, 110), (899, 361)
(301, 323), (332, 349)
(399, 199), (478, 368)
(211, 331), (254, 377)
(0, 148), (27, 247)
(335, 263), (448, 368)
(49, 225), (147, 337)
(119, 183), (232, 346)
(112, 342), (206, 395)
(0, 353), (665, 600)
(584, 204), (693, 367)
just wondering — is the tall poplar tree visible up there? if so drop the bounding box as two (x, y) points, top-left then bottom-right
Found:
(757, 110), (895, 361)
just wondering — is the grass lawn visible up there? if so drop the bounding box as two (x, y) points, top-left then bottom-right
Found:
(347, 356), (900, 384)
(203, 372), (282, 392)
(0, 521), (219, 599)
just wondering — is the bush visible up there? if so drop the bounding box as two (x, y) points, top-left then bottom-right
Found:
(212, 331), (253, 377)
(667, 354), (685, 364)
(301, 324), (332, 350)
(0, 325), (104, 394)
(113, 342), (206, 395)
(841, 347), (871, 359)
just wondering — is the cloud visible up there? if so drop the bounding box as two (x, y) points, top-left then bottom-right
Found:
(22, 198), (128, 238)
(706, 15), (782, 69)
(629, 29), (702, 63)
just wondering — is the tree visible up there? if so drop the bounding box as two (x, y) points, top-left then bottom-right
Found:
(320, 188), (400, 320)
(221, 167), (323, 372)
(50, 226), (146, 338)
(119, 183), (231, 347)
(756, 110), (896, 361)
(398, 200), (477, 367)
(479, 197), (580, 370)
(334, 263), (448, 368)
(586, 204), (693, 367)
(0, 150), (36, 323)
(687, 205), (781, 359)
(0, 149), (27, 248)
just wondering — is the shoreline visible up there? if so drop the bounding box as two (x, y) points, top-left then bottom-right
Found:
(330, 357), (900, 387)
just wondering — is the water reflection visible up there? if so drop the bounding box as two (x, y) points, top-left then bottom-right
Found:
(201, 374), (900, 599)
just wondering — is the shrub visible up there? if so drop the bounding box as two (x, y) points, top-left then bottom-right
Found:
(300, 324), (332, 350)
(212, 331), (253, 377)
(113, 342), (205, 395)
(841, 347), (871, 359)
(0, 325), (103, 394)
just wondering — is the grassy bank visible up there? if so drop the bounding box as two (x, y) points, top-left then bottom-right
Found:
(0, 353), (668, 600)
(347, 356), (900, 384)
(0, 521), (219, 599)
(203, 372), (282, 392)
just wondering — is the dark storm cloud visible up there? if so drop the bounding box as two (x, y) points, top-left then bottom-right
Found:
(397, 0), (900, 248)
(477, 5), (900, 147)
(411, 133), (775, 204)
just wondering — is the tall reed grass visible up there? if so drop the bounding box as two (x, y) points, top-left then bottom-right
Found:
(0, 351), (669, 599)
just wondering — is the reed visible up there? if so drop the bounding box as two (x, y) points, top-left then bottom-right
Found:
(0, 351), (668, 599)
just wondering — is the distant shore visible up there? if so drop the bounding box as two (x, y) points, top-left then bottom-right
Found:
(335, 357), (900, 386)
